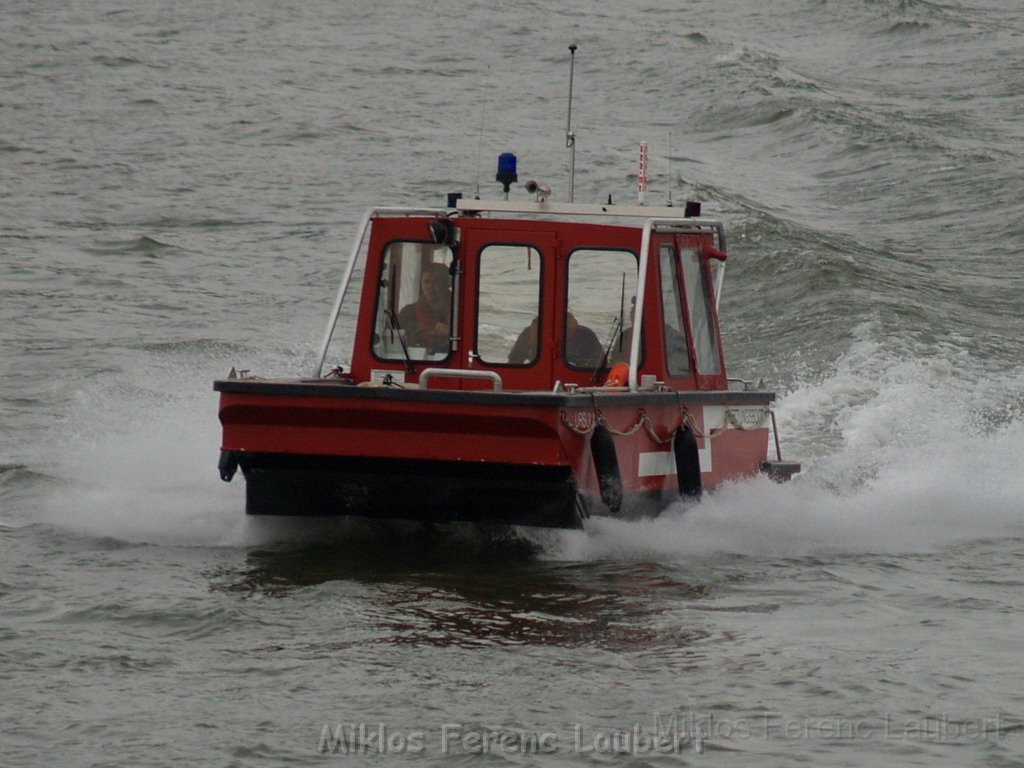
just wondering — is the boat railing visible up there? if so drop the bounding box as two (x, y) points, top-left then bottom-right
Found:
(457, 198), (719, 223)
(314, 207), (454, 378)
(419, 368), (503, 391)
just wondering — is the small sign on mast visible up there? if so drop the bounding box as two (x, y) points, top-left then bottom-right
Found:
(638, 142), (649, 205)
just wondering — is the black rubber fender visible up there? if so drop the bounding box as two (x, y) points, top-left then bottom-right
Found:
(673, 426), (702, 498)
(590, 424), (623, 513)
(218, 450), (239, 482)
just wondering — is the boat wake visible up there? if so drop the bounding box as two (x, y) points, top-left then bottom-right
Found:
(18, 330), (1024, 557)
(534, 327), (1024, 561)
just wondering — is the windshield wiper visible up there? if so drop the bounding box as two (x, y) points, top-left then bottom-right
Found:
(384, 309), (416, 375)
(591, 274), (627, 385)
(592, 316), (622, 385)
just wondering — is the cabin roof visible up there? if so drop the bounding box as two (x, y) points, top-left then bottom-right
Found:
(455, 197), (722, 228)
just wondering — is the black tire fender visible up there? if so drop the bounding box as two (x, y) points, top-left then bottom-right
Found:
(590, 424), (623, 513)
(674, 426), (702, 498)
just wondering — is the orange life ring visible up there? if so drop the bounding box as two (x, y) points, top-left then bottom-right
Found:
(603, 362), (629, 387)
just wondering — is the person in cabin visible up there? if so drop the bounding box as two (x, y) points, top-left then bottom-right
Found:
(613, 295), (689, 374)
(398, 261), (451, 354)
(507, 318), (540, 364)
(611, 296), (639, 364)
(508, 312), (604, 367)
(566, 313), (605, 367)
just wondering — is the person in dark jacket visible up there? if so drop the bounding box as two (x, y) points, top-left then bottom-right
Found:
(508, 311), (603, 367)
(397, 262), (451, 353)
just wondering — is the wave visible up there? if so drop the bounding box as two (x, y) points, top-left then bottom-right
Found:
(530, 324), (1024, 561)
(880, 20), (932, 35)
(11, 319), (1021, 559)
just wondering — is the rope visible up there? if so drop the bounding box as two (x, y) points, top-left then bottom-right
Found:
(679, 401), (703, 439)
(560, 406), (676, 443)
(557, 399), (773, 443)
(596, 408), (646, 437)
(559, 409), (597, 436)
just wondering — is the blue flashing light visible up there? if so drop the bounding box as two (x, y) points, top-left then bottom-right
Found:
(497, 152), (517, 177)
(496, 152), (518, 193)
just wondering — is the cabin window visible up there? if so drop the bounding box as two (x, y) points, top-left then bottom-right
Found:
(565, 249), (638, 370)
(680, 246), (721, 375)
(372, 241), (454, 362)
(658, 244), (692, 377)
(477, 244), (543, 365)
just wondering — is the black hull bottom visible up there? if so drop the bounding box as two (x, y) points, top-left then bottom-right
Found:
(235, 453), (585, 529)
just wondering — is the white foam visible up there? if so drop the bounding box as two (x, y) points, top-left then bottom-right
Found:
(31, 324), (1024, 555)
(531, 327), (1024, 561)
(38, 385), (240, 546)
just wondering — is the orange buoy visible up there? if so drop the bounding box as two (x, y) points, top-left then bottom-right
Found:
(603, 362), (629, 387)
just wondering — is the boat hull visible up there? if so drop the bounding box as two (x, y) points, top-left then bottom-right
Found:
(236, 453), (582, 528)
(215, 379), (783, 529)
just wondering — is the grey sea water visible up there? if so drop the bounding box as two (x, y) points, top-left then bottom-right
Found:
(4, 1), (1024, 765)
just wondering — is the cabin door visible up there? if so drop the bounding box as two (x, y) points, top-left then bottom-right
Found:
(459, 230), (556, 390)
(672, 233), (726, 388)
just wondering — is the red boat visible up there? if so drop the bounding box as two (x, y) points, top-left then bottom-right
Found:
(215, 180), (799, 528)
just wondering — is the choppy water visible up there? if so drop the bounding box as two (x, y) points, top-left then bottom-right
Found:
(4, 1), (1024, 765)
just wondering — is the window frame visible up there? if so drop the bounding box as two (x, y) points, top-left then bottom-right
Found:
(473, 241), (546, 368)
(679, 244), (723, 377)
(658, 243), (693, 378)
(368, 238), (456, 365)
(562, 246), (641, 372)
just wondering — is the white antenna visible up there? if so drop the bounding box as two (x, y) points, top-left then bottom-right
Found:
(668, 130), (674, 207)
(473, 64), (492, 199)
(565, 44), (578, 203)
(474, 103), (484, 199)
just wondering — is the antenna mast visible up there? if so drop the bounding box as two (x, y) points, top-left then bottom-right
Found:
(668, 130), (674, 207)
(566, 44), (577, 203)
